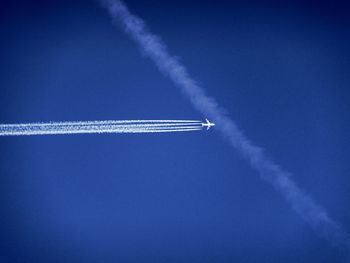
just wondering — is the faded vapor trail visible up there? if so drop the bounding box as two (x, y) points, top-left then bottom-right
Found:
(0, 120), (203, 136)
(100, 0), (349, 251)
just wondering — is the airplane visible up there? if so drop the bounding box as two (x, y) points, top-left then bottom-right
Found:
(202, 119), (215, 130)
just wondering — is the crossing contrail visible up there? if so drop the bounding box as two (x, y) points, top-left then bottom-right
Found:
(99, 0), (350, 252)
(0, 120), (205, 136)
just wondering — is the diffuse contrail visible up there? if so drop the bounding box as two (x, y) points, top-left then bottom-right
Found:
(0, 120), (203, 136)
(99, 0), (350, 252)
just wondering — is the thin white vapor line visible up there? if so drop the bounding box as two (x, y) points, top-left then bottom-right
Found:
(0, 120), (201, 127)
(0, 128), (202, 136)
(0, 122), (203, 136)
(0, 122), (201, 129)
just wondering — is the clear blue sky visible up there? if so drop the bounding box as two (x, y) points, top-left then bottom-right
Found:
(0, 0), (349, 262)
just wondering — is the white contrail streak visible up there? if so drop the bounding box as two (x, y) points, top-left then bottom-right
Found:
(99, 0), (350, 252)
(0, 120), (203, 136)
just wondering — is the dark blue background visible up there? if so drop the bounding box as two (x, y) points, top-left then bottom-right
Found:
(1, 0), (349, 262)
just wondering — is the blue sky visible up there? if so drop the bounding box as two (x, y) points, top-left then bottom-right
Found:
(0, 0), (350, 262)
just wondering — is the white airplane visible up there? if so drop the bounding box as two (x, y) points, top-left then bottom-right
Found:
(202, 119), (215, 130)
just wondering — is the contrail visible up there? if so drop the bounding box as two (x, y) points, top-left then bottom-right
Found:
(0, 120), (204, 136)
(99, 0), (350, 252)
